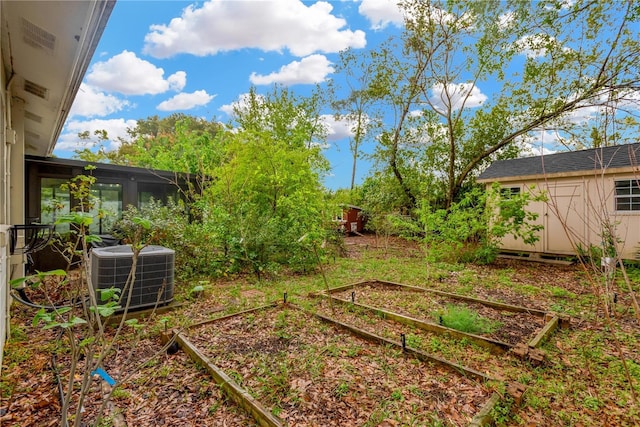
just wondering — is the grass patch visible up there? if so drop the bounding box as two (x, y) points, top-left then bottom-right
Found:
(435, 304), (500, 335)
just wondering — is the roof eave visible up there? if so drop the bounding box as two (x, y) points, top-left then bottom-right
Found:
(46, 0), (116, 156)
(477, 165), (640, 184)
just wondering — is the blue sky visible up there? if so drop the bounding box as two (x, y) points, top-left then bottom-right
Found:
(55, 0), (411, 189)
(55, 0), (638, 190)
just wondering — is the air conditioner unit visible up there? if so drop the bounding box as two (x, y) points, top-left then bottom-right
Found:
(91, 245), (175, 311)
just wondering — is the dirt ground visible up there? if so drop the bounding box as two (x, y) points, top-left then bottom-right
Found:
(1, 235), (638, 426)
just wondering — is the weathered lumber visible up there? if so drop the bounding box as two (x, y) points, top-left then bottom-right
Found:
(528, 315), (559, 348)
(175, 332), (284, 427)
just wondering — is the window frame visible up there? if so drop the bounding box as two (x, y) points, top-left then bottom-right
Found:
(614, 179), (640, 212)
(500, 186), (521, 199)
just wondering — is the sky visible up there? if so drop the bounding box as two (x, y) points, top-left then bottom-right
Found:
(55, 0), (411, 190)
(54, 0), (638, 190)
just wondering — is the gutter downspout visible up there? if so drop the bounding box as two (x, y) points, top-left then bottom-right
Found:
(3, 73), (20, 353)
(4, 74), (15, 224)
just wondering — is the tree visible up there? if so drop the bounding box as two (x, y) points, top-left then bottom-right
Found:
(328, 48), (382, 190)
(204, 86), (331, 275)
(350, 0), (640, 210)
(12, 171), (175, 427)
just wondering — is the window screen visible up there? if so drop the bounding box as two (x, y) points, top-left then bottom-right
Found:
(615, 180), (640, 211)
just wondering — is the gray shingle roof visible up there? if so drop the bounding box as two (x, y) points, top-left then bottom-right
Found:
(478, 143), (640, 181)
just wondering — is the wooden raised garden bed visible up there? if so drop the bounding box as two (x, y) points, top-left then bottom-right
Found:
(319, 280), (562, 350)
(173, 302), (501, 426)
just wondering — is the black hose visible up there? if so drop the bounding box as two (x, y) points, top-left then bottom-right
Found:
(10, 288), (87, 310)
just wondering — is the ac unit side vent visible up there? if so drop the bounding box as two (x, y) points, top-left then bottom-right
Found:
(91, 245), (175, 311)
(22, 18), (56, 52)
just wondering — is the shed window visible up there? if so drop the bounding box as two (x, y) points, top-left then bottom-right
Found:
(500, 187), (521, 198)
(615, 180), (640, 211)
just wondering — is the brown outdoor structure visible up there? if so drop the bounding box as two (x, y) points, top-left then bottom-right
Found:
(478, 143), (640, 260)
(336, 205), (365, 234)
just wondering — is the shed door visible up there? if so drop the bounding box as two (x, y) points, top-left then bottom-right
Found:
(545, 182), (585, 254)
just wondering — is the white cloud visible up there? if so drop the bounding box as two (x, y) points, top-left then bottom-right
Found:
(56, 118), (138, 153)
(87, 50), (187, 95)
(249, 55), (334, 86)
(359, 0), (404, 29)
(219, 92), (265, 117)
(321, 114), (355, 142)
(513, 34), (571, 58)
(429, 82), (487, 111)
(167, 71), (187, 91)
(524, 131), (560, 156)
(157, 90), (215, 111)
(218, 102), (236, 117)
(69, 83), (129, 118)
(498, 12), (515, 30)
(361, 1), (466, 31)
(143, 0), (366, 58)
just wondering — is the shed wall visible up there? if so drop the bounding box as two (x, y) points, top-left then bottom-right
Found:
(492, 173), (640, 259)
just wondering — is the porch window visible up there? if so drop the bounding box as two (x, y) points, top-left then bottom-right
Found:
(614, 179), (640, 211)
(41, 179), (122, 234)
(138, 182), (179, 209)
(89, 183), (122, 234)
(40, 178), (70, 233)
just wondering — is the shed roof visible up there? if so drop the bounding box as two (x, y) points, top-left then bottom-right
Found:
(478, 143), (640, 182)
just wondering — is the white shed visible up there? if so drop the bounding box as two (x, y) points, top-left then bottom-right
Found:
(477, 143), (640, 260)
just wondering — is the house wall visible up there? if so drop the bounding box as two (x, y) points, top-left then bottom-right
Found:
(0, 20), (8, 367)
(1, 94), (28, 368)
(492, 172), (640, 259)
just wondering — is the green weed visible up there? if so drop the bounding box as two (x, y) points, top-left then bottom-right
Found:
(111, 387), (131, 400)
(549, 286), (575, 298)
(334, 382), (350, 398)
(436, 304), (500, 334)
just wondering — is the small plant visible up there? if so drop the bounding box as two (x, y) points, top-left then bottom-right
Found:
(390, 389), (404, 401)
(550, 286), (574, 298)
(208, 402), (221, 415)
(334, 381), (350, 398)
(110, 387), (131, 400)
(404, 334), (423, 348)
(188, 281), (208, 299)
(491, 396), (514, 426)
(436, 305), (499, 335)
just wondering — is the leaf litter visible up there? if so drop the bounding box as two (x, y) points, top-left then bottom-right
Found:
(186, 305), (492, 426)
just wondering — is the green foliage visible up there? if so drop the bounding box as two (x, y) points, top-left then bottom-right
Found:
(436, 305), (500, 335)
(116, 199), (225, 279)
(491, 396), (515, 426)
(418, 184), (543, 264)
(12, 170), (159, 427)
(339, 0), (640, 211)
(334, 382), (350, 398)
(88, 89), (335, 279)
(33, 307), (87, 330)
(202, 86), (331, 277)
